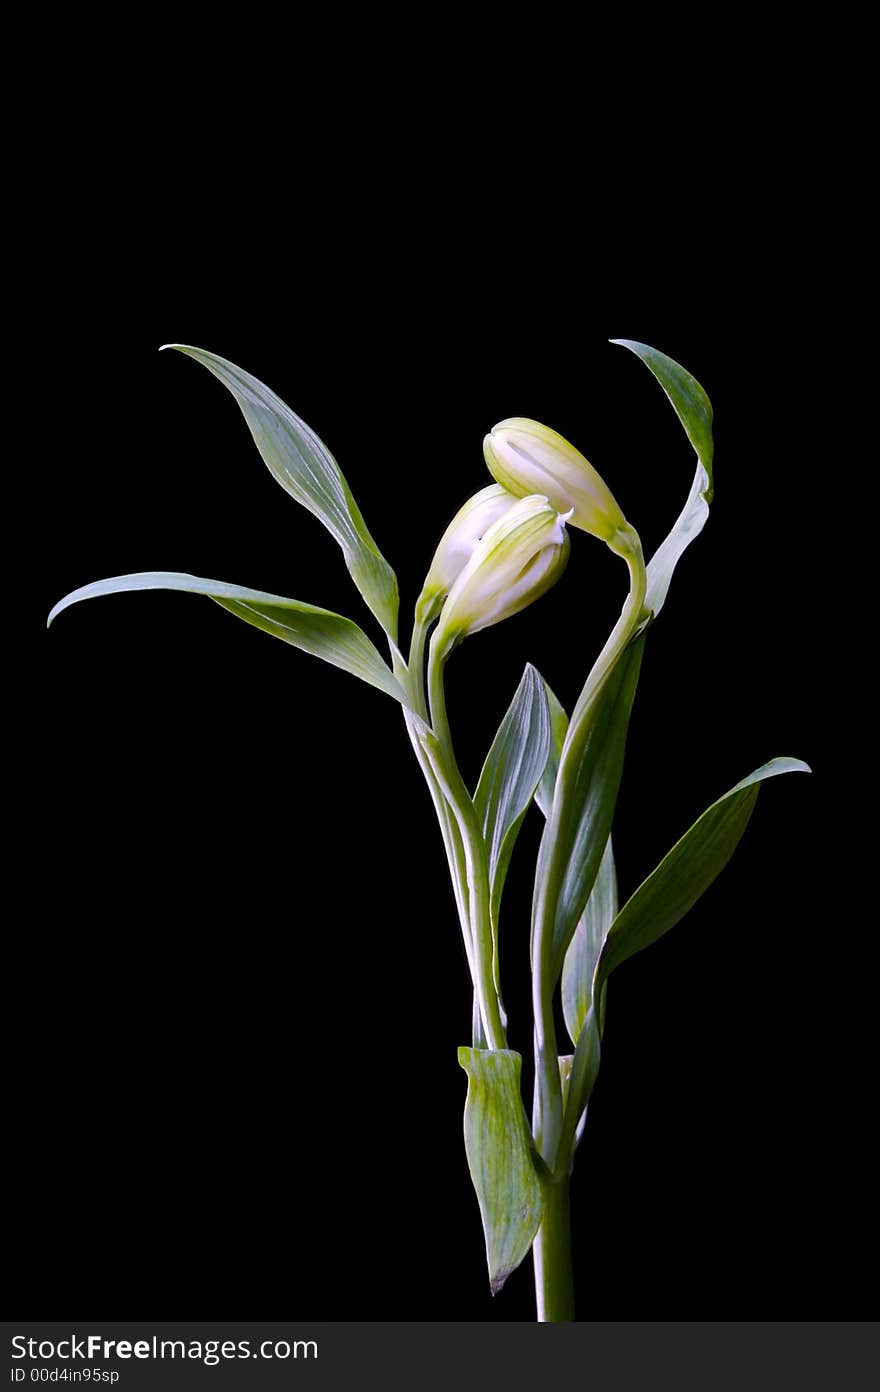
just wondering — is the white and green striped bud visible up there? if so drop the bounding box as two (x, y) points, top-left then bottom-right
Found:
(416, 483), (520, 623)
(433, 494), (570, 659)
(484, 417), (629, 550)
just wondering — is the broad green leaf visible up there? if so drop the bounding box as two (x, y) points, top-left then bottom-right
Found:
(534, 678), (569, 819)
(474, 666), (551, 983)
(611, 340), (714, 617)
(561, 835), (617, 1046)
(162, 345), (400, 640)
(458, 1047), (545, 1294)
(47, 572), (411, 706)
(595, 757), (811, 993)
(537, 633), (645, 983)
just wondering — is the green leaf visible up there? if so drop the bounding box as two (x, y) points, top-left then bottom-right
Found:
(47, 572), (411, 706)
(611, 340), (714, 617)
(561, 835), (617, 1046)
(531, 674), (617, 1045)
(458, 1048), (545, 1294)
(474, 665), (551, 970)
(539, 633), (646, 983)
(534, 678), (569, 819)
(162, 344), (400, 641)
(595, 757), (811, 994)
(558, 1054), (574, 1107)
(558, 1006), (602, 1165)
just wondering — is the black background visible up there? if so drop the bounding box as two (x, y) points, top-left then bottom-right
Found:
(22, 83), (866, 1323)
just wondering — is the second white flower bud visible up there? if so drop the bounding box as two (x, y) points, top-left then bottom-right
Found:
(417, 484), (520, 623)
(433, 494), (570, 659)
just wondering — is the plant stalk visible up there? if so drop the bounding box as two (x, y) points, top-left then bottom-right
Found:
(394, 622), (476, 981)
(532, 529), (647, 1171)
(532, 1178), (574, 1322)
(427, 637), (507, 1051)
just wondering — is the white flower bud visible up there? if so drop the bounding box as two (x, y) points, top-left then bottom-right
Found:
(433, 494), (570, 657)
(483, 417), (627, 545)
(416, 484), (520, 622)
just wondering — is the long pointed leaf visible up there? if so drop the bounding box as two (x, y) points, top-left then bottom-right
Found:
(611, 340), (714, 617)
(595, 757), (811, 993)
(530, 672), (619, 1040)
(48, 572), (411, 706)
(162, 345), (400, 640)
(458, 1048), (545, 1295)
(561, 835), (618, 1046)
(541, 633), (646, 982)
(534, 679), (569, 820)
(474, 666), (551, 965)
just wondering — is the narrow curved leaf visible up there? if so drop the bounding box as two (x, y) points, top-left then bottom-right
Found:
(611, 339), (714, 617)
(162, 344), (400, 640)
(47, 572), (411, 706)
(458, 1047), (545, 1295)
(474, 665), (551, 952)
(538, 633), (645, 983)
(561, 835), (617, 1046)
(534, 678), (569, 819)
(595, 756), (811, 993)
(532, 672), (618, 1046)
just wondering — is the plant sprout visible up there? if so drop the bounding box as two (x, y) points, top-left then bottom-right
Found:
(48, 339), (809, 1321)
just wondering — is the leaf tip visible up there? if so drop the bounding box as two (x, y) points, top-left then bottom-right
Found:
(47, 597), (66, 628)
(765, 755), (812, 778)
(489, 1267), (512, 1298)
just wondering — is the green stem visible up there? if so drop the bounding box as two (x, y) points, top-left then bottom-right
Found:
(532, 528), (647, 1171)
(567, 526), (648, 731)
(407, 613), (430, 721)
(396, 619), (475, 981)
(427, 635), (507, 1052)
(532, 1178), (574, 1322)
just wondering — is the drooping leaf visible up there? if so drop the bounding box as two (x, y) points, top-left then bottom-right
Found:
(595, 757), (811, 993)
(47, 572), (411, 706)
(536, 633), (646, 983)
(534, 678), (569, 819)
(162, 345), (400, 640)
(561, 835), (618, 1046)
(458, 1047), (545, 1294)
(474, 666), (551, 962)
(611, 339), (714, 617)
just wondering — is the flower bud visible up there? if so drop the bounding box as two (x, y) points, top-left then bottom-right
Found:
(416, 483), (520, 622)
(433, 494), (570, 657)
(483, 417), (627, 545)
